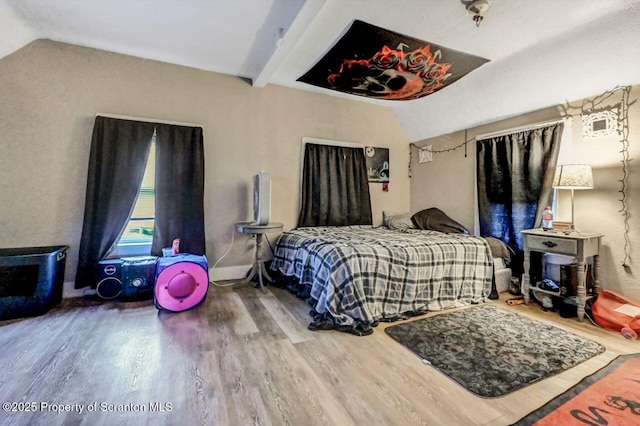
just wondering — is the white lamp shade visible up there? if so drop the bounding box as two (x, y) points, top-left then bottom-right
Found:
(553, 164), (594, 189)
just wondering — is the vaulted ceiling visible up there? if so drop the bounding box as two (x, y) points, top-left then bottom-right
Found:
(2, 0), (639, 141)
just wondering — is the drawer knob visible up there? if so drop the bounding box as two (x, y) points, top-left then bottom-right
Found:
(543, 241), (558, 248)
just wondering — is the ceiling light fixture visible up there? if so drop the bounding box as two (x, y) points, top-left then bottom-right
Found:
(462, 0), (490, 27)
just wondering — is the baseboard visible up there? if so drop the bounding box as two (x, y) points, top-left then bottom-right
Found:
(210, 265), (251, 282)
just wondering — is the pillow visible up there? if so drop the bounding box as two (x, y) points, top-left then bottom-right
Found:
(382, 210), (399, 227)
(383, 211), (417, 230)
(484, 236), (512, 259)
(411, 208), (469, 234)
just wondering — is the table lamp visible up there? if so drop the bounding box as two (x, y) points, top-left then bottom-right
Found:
(552, 164), (594, 230)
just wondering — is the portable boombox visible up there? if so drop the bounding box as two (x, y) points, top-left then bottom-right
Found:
(96, 256), (158, 300)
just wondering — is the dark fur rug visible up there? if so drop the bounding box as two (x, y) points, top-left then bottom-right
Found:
(385, 305), (605, 397)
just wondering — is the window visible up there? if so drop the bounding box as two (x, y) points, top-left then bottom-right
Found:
(298, 140), (372, 226)
(476, 123), (563, 250)
(76, 116), (205, 288)
(113, 135), (156, 256)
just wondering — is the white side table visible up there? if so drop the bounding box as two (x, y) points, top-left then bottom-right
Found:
(235, 222), (283, 292)
(522, 229), (603, 321)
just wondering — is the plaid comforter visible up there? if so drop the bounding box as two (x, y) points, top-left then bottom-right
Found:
(271, 226), (493, 327)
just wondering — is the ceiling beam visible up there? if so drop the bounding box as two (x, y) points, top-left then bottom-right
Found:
(252, 0), (328, 88)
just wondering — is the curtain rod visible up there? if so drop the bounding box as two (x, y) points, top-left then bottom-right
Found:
(474, 118), (565, 141)
(95, 113), (203, 129)
(301, 137), (365, 149)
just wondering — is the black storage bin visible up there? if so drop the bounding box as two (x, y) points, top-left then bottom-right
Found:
(0, 245), (68, 321)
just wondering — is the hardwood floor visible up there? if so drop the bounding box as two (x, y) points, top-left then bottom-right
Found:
(0, 285), (637, 426)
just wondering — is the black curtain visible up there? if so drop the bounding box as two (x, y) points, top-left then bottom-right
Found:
(76, 117), (156, 288)
(477, 123), (562, 250)
(298, 143), (372, 227)
(151, 124), (205, 256)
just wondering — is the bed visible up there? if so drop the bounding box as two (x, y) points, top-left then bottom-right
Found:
(271, 223), (510, 335)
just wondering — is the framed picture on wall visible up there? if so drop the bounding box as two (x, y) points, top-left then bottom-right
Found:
(582, 108), (619, 138)
(365, 146), (389, 182)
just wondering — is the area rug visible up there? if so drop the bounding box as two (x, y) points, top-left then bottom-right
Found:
(384, 305), (605, 397)
(513, 353), (640, 425)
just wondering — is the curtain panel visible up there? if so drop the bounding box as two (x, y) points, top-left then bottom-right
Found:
(76, 117), (205, 289)
(151, 124), (205, 257)
(76, 117), (155, 288)
(298, 143), (372, 227)
(476, 123), (562, 250)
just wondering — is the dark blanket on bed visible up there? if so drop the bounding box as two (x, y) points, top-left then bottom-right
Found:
(411, 207), (469, 234)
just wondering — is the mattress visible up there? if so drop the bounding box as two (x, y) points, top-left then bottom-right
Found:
(272, 226), (494, 327)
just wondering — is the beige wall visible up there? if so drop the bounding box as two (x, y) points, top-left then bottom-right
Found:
(0, 40), (410, 293)
(410, 87), (639, 300)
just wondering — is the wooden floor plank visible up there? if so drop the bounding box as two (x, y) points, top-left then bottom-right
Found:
(1, 286), (638, 426)
(257, 290), (311, 344)
(219, 291), (259, 336)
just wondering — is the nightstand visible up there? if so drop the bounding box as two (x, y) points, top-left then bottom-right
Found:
(521, 229), (603, 321)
